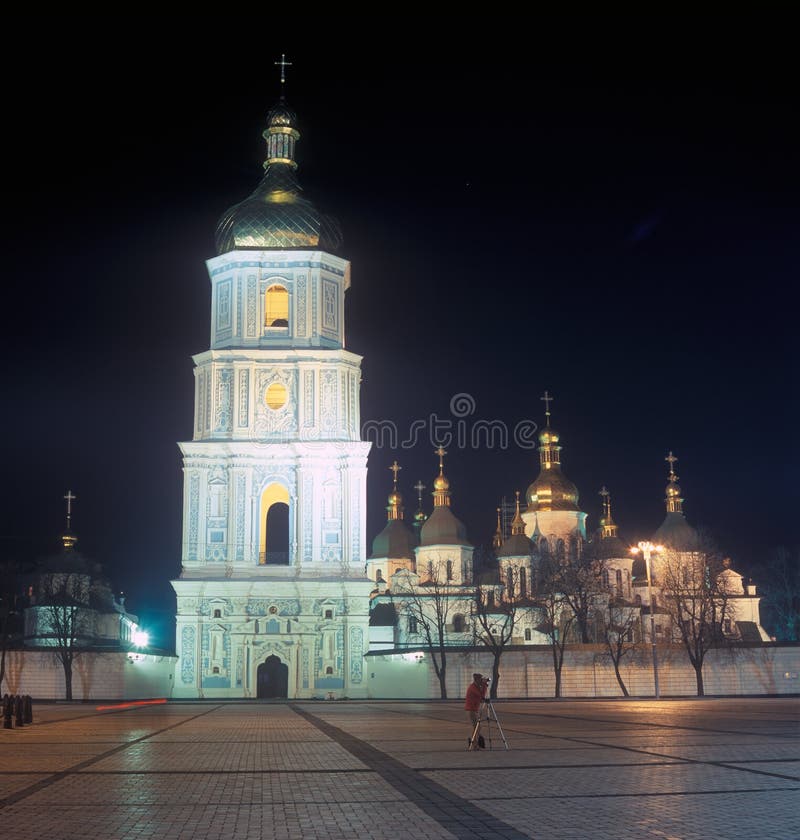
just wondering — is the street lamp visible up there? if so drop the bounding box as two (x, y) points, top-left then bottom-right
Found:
(631, 541), (663, 698)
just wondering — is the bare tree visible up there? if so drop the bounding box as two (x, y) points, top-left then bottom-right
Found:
(657, 541), (735, 696)
(598, 597), (642, 696)
(472, 564), (530, 698)
(37, 571), (93, 700)
(752, 546), (800, 641)
(559, 547), (606, 643)
(0, 559), (23, 693)
(391, 559), (468, 699)
(534, 554), (576, 698)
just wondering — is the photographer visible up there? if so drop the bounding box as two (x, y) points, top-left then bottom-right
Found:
(465, 672), (488, 749)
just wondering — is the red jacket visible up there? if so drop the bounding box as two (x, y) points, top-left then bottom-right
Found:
(465, 681), (485, 711)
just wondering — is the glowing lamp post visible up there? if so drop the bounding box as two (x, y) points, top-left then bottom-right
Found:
(631, 541), (663, 699)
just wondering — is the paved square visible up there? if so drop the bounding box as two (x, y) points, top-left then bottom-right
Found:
(1, 698), (797, 838)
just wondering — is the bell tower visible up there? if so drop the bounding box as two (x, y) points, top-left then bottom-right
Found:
(172, 64), (371, 699)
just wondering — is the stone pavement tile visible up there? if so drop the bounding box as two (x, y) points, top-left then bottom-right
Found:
(0, 775), (49, 798)
(728, 761), (800, 779)
(0, 802), (459, 840)
(82, 741), (367, 773)
(0, 742), (114, 772)
(638, 744), (800, 762)
(424, 762), (785, 798)
(474, 789), (800, 840)
(398, 748), (685, 770)
(21, 770), (403, 805)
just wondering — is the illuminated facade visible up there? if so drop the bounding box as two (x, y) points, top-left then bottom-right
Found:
(171, 93), (372, 699)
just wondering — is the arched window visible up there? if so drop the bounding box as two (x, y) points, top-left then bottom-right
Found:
(602, 570), (609, 589)
(539, 538), (550, 559)
(408, 616), (418, 634)
(259, 483), (290, 565)
(325, 666), (333, 675)
(615, 569), (623, 596)
(324, 609), (333, 620)
(265, 284), (289, 328)
(506, 568), (514, 599)
(556, 540), (566, 563)
(453, 614), (465, 633)
(519, 568), (527, 598)
(213, 609), (222, 619)
(446, 560), (453, 581)
(524, 628), (531, 641)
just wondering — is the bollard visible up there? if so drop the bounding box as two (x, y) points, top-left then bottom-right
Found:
(24, 695), (33, 724)
(14, 695), (24, 728)
(2, 695), (11, 729)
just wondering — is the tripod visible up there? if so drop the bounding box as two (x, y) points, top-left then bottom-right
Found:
(467, 696), (510, 751)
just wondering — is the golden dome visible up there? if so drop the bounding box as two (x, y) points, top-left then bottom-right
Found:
(526, 471), (579, 512)
(538, 427), (560, 445)
(388, 490), (403, 507)
(666, 482), (682, 497)
(433, 474), (450, 491)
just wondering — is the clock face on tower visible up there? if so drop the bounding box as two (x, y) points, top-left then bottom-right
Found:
(265, 383), (288, 410)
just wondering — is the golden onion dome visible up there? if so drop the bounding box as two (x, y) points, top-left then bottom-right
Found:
(266, 100), (297, 128)
(538, 427), (560, 445)
(388, 490), (403, 507)
(526, 471), (580, 512)
(433, 474), (450, 491)
(666, 482), (682, 497)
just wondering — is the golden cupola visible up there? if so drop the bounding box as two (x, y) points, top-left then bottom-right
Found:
(653, 451), (697, 550)
(369, 461), (416, 561)
(420, 447), (470, 547)
(525, 395), (579, 512)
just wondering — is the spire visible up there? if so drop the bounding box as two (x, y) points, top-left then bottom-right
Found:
(537, 390), (562, 471)
(525, 391), (580, 512)
(62, 489), (78, 551)
(511, 490), (526, 536)
(493, 507), (503, 549)
(262, 54), (300, 170)
(598, 486), (618, 538)
(386, 460), (404, 521)
(664, 450), (684, 514)
(432, 446), (451, 507)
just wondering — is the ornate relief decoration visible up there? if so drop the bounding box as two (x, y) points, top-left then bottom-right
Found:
(350, 626), (364, 683)
(303, 371), (314, 428)
(322, 279), (338, 333)
(254, 369), (297, 438)
(301, 474), (313, 563)
(188, 473), (200, 561)
(181, 625), (195, 684)
(238, 370), (249, 428)
(302, 646), (309, 689)
(215, 368), (233, 433)
(236, 278), (243, 339)
(297, 275), (307, 336)
(196, 375), (203, 435)
(246, 599), (301, 616)
(217, 278), (233, 339)
(235, 473), (246, 561)
(311, 280), (317, 338)
(246, 276), (257, 337)
(321, 370), (337, 433)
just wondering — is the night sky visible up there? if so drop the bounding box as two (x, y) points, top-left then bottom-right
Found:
(4, 30), (797, 648)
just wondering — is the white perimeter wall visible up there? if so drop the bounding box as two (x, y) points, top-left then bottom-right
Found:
(1, 651), (176, 700)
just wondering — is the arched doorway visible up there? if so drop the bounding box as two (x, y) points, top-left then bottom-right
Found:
(257, 654), (288, 699)
(259, 484), (290, 565)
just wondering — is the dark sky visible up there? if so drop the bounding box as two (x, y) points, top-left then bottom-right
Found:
(3, 29), (797, 648)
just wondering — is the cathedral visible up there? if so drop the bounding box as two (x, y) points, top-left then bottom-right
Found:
(171, 82), (767, 701)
